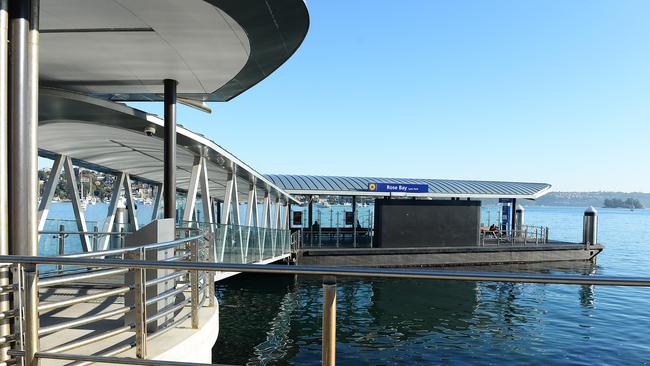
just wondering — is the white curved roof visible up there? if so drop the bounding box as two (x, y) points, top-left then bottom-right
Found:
(265, 174), (552, 200)
(39, 0), (310, 102)
(39, 88), (296, 203)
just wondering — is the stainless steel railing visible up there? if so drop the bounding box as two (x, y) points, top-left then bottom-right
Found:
(180, 221), (292, 264)
(39, 225), (133, 255)
(480, 224), (550, 246)
(8, 230), (215, 366)
(4, 253), (650, 366)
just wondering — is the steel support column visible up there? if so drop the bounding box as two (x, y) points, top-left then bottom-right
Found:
(9, 0), (40, 364)
(9, 0), (38, 254)
(163, 79), (177, 221)
(0, 1), (8, 362)
(322, 276), (337, 366)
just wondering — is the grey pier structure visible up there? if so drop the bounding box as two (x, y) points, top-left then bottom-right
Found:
(265, 175), (604, 267)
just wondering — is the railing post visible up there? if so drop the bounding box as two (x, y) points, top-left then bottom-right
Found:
(544, 226), (548, 244)
(12, 264), (24, 364)
(207, 232), (215, 307)
(352, 210), (357, 248)
(119, 227), (125, 249)
(23, 264), (39, 366)
(133, 247), (147, 359)
(524, 226), (528, 244)
(58, 224), (65, 273)
(190, 238), (199, 328)
(92, 226), (98, 251)
(322, 276), (336, 366)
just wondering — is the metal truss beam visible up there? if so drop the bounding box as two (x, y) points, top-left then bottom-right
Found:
(199, 157), (213, 225)
(244, 181), (258, 262)
(123, 174), (139, 231)
(151, 184), (162, 222)
(183, 156), (202, 224)
(37, 154), (64, 231)
(261, 191), (271, 229)
(63, 157), (91, 252)
(99, 172), (125, 250)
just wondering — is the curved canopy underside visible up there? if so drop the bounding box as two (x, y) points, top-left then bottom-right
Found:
(265, 174), (552, 200)
(40, 0), (309, 102)
(39, 88), (295, 203)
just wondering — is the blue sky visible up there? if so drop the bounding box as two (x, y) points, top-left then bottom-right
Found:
(127, 0), (650, 192)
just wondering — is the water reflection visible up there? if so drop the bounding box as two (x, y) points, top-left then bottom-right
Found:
(213, 260), (647, 366)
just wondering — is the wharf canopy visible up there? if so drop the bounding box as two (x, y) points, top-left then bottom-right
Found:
(264, 174), (552, 199)
(40, 0), (309, 102)
(36, 0), (311, 206)
(265, 174), (552, 249)
(39, 88), (297, 205)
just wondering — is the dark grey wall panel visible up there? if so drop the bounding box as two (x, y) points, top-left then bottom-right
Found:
(374, 199), (480, 248)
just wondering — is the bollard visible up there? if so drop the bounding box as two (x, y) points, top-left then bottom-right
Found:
(322, 276), (336, 366)
(514, 205), (524, 238)
(583, 206), (598, 247)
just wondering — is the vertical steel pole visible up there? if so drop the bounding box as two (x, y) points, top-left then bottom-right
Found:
(308, 196), (313, 245)
(9, 0), (39, 364)
(511, 198), (517, 233)
(322, 276), (336, 366)
(0, 0), (9, 362)
(134, 248), (147, 359)
(92, 226), (98, 251)
(163, 79), (177, 222)
(58, 224), (64, 272)
(190, 238), (199, 329)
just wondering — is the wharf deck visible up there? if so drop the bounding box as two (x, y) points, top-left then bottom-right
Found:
(37, 277), (219, 365)
(297, 242), (604, 267)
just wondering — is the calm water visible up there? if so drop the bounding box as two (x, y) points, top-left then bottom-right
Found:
(213, 206), (650, 365)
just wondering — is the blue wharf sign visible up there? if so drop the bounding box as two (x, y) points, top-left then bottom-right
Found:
(368, 183), (429, 193)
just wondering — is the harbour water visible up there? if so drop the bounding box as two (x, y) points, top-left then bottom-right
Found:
(213, 206), (650, 365)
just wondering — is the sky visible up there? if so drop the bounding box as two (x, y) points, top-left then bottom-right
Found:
(128, 0), (650, 193)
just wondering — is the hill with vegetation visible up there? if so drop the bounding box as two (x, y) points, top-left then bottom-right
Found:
(517, 192), (650, 208)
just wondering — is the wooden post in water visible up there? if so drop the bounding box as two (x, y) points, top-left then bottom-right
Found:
(322, 276), (336, 366)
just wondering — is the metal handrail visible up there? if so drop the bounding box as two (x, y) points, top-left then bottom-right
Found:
(11, 231), (212, 365)
(38, 306), (133, 336)
(7, 252), (650, 366)
(39, 231), (132, 235)
(39, 268), (129, 287)
(61, 234), (203, 258)
(5, 256), (650, 287)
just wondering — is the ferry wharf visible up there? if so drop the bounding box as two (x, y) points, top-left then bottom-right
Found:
(0, 1), (625, 366)
(265, 175), (604, 267)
